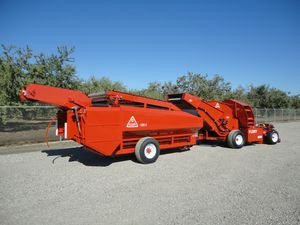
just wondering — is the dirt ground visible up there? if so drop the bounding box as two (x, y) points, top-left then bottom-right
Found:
(0, 127), (58, 146)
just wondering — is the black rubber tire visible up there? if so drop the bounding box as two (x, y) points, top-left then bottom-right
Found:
(266, 130), (280, 144)
(135, 137), (160, 164)
(227, 130), (245, 149)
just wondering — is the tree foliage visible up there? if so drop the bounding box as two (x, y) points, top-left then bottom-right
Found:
(247, 85), (290, 108)
(176, 72), (232, 100)
(80, 76), (126, 94)
(1, 45), (299, 108)
(0, 45), (80, 105)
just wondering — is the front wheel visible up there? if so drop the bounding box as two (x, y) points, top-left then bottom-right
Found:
(266, 130), (280, 144)
(135, 137), (160, 164)
(227, 130), (245, 149)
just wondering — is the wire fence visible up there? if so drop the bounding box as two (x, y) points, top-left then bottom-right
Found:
(0, 106), (57, 127)
(0, 106), (300, 146)
(253, 108), (300, 123)
(0, 106), (58, 146)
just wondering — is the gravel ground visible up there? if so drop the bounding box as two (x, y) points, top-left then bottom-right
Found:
(0, 122), (299, 225)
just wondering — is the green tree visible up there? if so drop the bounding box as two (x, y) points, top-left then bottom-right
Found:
(131, 82), (164, 99)
(29, 46), (80, 89)
(247, 85), (290, 108)
(1, 44), (299, 110)
(289, 95), (300, 108)
(176, 72), (232, 100)
(247, 85), (270, 108)
(228, 86), (248, 102)
(162, 81), (178, 96)
(0, 45), (32, 105)
(80, 76), (127, 94)
(0, 45), (80, 105)
(268, 88), (289, 108)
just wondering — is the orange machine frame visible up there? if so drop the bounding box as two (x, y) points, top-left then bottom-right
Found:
(20, 83), (277, 156)
(21, 84), (203, 156)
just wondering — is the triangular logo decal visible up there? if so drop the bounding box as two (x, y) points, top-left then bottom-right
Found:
(126, 116), (138, 128)
(215, 102), (220, 108)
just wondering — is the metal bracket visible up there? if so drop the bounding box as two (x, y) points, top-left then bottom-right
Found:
(72, 106), (81, 134)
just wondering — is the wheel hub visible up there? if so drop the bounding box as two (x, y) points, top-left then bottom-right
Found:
(144, 143), (157, 159)
(271, 133), (279, 142)
(146, 148), (152, 154)
(235, 134), (243, 146)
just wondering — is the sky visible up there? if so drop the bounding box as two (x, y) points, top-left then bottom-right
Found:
(1, 0), (300, 94)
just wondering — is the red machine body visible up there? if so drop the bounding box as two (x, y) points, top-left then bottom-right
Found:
(21, 84), (202, 156)
(20, 83), (279, 163)
(167, 93), (272, 144)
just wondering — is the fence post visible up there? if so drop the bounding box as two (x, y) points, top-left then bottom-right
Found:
(265, 108), (267, 122)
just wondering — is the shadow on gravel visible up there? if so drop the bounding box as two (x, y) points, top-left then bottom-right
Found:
(42, 147), (189, 167)
(42, 147), (137, 167)
(197, 140), (227, 148)
(196, 140), (259, 149)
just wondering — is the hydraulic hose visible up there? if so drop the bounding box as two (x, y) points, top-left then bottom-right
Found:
(45, 114), (57, 147)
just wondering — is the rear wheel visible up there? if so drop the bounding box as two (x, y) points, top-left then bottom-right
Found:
(227, 130), (245, 149)
(266, 130), (279, 144)
(135, 137), (160, 164)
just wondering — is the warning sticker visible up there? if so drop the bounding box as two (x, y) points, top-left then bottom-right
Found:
(126, 116), (138, 128)
(215, 102), (220, 108)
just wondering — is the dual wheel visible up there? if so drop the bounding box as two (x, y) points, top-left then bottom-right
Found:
(227, 130), (280, 148)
